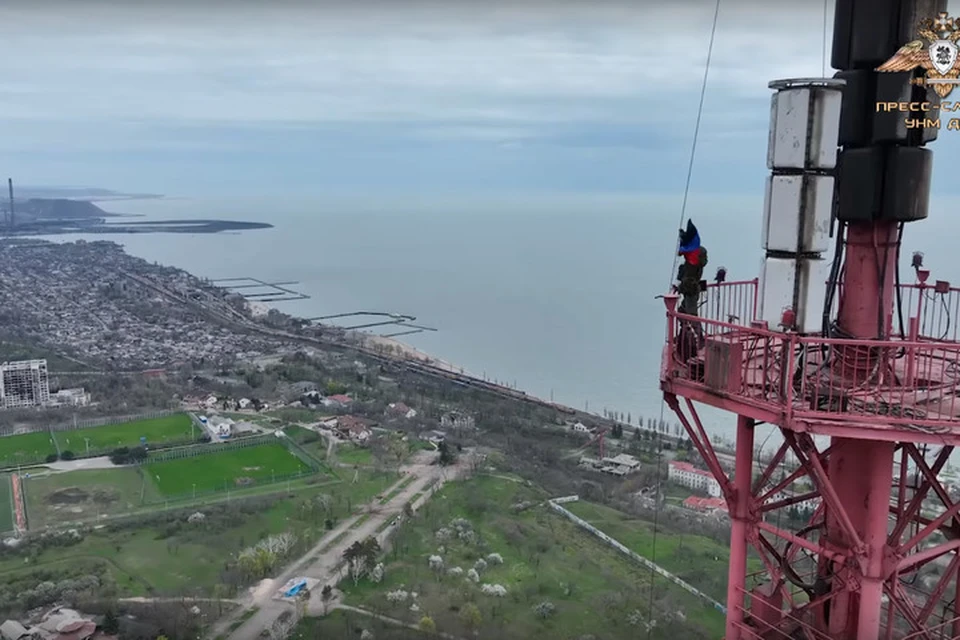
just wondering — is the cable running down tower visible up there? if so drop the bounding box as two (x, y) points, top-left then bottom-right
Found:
(659, 0), (960, 637)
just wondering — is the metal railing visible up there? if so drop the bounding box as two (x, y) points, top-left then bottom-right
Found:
(664, 303), (960, 429)
(697, 278), (960, 343)
(698, 279), (759, 326)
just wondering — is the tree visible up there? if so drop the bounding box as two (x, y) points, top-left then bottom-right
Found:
(438, 440), (457, 466)
(460, 602), (482, 632)
(419, 615), (437, 633)
(343, 541), (363, 583)
(102, 609), (119, 635)
(360, 536), (382, 569)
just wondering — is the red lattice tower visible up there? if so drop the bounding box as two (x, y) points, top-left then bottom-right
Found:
(660, 1), (960, 638)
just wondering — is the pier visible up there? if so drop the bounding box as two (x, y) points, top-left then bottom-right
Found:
(308, 311), (438, 337)
(210, 279), (438, 337)
(211, 277), (309, 302)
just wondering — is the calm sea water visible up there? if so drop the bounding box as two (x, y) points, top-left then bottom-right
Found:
(38, 191), (960, 445)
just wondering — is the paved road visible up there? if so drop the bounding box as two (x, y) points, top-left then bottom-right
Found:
(211, 452), (472, 640)
(44, 456), (117, 472)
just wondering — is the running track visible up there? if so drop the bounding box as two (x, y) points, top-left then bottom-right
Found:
(10, 474), (25, 533)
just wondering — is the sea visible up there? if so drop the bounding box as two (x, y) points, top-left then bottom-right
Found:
(34, 191), (960, 448)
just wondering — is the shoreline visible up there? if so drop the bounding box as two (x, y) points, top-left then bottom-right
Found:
(246, 303), (472, 378)
(358, 333), (468, 376)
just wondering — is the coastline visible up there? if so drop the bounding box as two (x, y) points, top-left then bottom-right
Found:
(246, 300), (472, 377)
(359, 333), (467, 375)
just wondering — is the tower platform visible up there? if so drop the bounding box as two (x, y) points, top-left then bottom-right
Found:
(661, 279), (960, 639)
(662, 279), (960, 445)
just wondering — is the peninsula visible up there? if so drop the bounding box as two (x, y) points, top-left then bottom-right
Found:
(1, 195), (272, 236)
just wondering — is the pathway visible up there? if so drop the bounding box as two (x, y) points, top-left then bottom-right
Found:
(210, 452), (472, 640)
(45, 456), (117, 472)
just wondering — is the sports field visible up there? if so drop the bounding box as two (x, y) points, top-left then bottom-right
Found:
(56, 414), (196, 454)
(0, 474), (12, 533)
(0, 431), (58, 467)
(0, 414), (197, 469)
(22, 467), (155, 529)
(143, 443), (314, 497)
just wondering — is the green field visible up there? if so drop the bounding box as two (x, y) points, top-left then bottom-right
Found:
(0, 414), (196, 469)
(3, 469), (399, 598)
(565, 500), (761, 602)
(0, 431), (58, 467)
(144, 443), (313, 496)
(0, 474), (12, 533)
(339, 476), (725, 640)
(335, 443), (373, 466)
(56, 414), (196, 454)
(23, 467), (158, 530)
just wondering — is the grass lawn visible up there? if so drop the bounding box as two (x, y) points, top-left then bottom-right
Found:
(283, 425), (321, 445)
(56, 414), (196, 454)
(0, 474), (12, 533)
(1, 469), (398, 599)
(291, 610), (418, 640)
(565, 500), (762, 603)
(335, 444), (373, 467)
(0, 431), (58, 467)
(144, 443), (315, 497)
(23, 467), (158, 530)
(339, 476), (725, 640)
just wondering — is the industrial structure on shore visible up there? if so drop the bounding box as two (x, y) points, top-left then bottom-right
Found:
(661, 0), (960, 638)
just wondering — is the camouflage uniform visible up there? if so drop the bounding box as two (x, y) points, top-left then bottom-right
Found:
(676, 246), (708, 316)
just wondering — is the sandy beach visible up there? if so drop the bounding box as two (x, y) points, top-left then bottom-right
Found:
(358, 333), (469, 376)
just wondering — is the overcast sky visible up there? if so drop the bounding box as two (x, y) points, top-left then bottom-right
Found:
(3, 0), (960, 196)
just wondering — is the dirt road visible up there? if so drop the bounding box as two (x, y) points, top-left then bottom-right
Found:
(211, 452), (472, 640)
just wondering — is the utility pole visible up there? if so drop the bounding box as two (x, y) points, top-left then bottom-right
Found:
(6, 178), (13, 230)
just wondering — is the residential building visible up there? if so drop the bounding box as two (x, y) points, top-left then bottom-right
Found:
(601, 454), (641, 474)
(0, 359), (50, 409)
(0, 620), (33, 640)
(50, 388), (90, 407)
(334, 415), (373, 443)
(668, 460), (722, 498)
(1, 607), (99, 640)
(440, 410), (475, 430)
(571, 422), (593, 434)
(323, 394), (353, 408)
(683, 496), (729, 513)
(386, 402), (417, 419)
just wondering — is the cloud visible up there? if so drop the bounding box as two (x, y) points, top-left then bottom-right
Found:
(3, 0), (960, 195)
(0, 0), (836, 131)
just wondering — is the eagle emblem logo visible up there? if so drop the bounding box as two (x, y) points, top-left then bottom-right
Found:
(877, 12), (960, 98)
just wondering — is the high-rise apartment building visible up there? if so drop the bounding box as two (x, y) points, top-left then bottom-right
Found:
(0, 359), (50, 409)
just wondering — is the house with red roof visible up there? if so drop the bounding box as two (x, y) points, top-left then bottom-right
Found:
(668, 460), (722, 498)
(682, 496), (729, 513)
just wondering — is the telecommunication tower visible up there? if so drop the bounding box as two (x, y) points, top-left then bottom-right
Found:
(660, 0), (960, 638)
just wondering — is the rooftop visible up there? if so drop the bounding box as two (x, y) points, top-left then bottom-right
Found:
(669, 460), (713, 478)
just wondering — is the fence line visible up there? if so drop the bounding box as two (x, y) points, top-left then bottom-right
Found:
(283, 436), (324, 469)
(45, 409), (178, 434)
(0, 409), (180, 441)
(547, 496), (728, 615)
(145, 433), (279, 463)
(139, 469), (321, 506)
